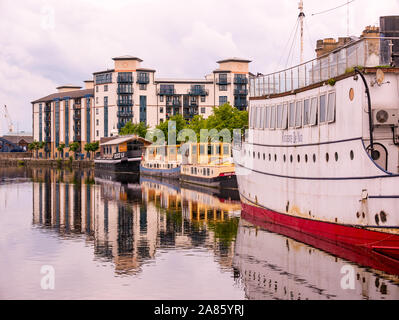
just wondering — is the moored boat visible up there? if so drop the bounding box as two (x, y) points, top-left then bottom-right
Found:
(180, 142), (238, 190)
(95, 135), (150, 174)
(140, 144), (181, 179)
(233, 14), (399, 259)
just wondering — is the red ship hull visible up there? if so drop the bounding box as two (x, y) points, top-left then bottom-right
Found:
(241, 200), (399, 274)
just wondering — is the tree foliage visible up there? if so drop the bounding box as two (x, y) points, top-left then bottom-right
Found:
(120, 121), (149, 138)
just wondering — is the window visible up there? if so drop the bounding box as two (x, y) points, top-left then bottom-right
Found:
(201, 96), (206, 102)
(260, 107), (265, 129)
(160, 96), (164, 102)
(303, 99), (310, 126)
(276, 105), (283, 129)
(270, 106), (276, 129)
(96, 130), (99, 137)
(289, 102), (295, 128)
(319, 94), (327, 123)
(264, 107), (270, 129)
(327, 92), (336, 122)
(219, 85), (227, 91)
(282, 104), (288, 129)
(310, 97), (318, 125)
(219, 96), (228, 106)
(96, 86), (99, 92)
(256, 107), (261, 128)
(96, 119), (99, 126)
(96, 108), (99, 115)
(104, 85), (108, 92)
(201, 107), (205, 114)
(160, 107), (164, 113)
(140, 84), (147, 90)
(295, 101), (302, 127)
(96, 97), (99, 104)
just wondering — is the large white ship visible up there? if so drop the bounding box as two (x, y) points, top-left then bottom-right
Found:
(233, 12), (399, 260)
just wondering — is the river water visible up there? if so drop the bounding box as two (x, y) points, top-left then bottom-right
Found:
(0, 167), (398, 300)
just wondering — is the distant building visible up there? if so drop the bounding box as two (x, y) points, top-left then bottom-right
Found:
(32, 56), (251, 159)
(0, 134), (33, 152)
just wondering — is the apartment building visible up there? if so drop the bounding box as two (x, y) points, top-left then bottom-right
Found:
(32, 56), (251, 159)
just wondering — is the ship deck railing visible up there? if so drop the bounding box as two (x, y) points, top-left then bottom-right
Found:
(250, 37), (399, 98)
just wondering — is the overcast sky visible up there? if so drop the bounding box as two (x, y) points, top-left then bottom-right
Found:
(0, 0), (398, 135)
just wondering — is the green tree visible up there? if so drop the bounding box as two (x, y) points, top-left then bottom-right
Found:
(69, 142), (80, 160)
(84, 142), (100, 160)
(187, 115), (207, 140)
(155, 114), (187, 143)
(28, 141), (39, 158)
(120, 121), (149, 138)
(57, 143), (66, 159)
(205, 103), (248, 136)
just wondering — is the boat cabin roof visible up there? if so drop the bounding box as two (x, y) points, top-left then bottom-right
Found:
(100, 135), (152, 147)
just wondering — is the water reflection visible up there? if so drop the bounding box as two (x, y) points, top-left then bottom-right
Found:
(1, 167), (399, 299)
(31, 168), (241, 277)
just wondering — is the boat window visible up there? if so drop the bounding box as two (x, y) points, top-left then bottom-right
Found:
(295, 101), (302, 127)
(216, 145), (221, 155)
(310, 97), (318, 126)
(289, 102), (295, 128)
(264, 107), (270, 129)
(200, 145), (205, 155)
(270, 106), (276, 129)
(192, 145), (197, 155)
(208, 145), (212, 155)
(319, 94), (327, 123)
(250, 107), (254, 128)
(207, 168), (210, 176)
(303, 99), (310, 126)
(256, 107), (261, 129)
(223, 145), (229, 155)
(282, 104), (288, 129)
(327, 92), (336, 122)
(276, 105), (283, 129)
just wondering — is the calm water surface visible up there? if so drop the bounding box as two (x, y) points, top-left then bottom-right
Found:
(0, 167), (399, 300)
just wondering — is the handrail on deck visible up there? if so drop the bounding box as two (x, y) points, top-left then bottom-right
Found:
(250, 37), (399, 98)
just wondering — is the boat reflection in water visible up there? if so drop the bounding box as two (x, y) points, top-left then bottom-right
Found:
(234, 211), (399, 300)
(31, 168), (241, 276)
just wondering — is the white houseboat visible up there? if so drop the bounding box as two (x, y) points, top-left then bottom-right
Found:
(233, 15), (399, 261)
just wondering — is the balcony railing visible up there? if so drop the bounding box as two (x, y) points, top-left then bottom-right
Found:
(117, 87), (134, 94)
(234, 77), (248, 84)
(234, 99), (248, 109)
(44, 106), (51, 113)
(73, 104), (81, 110)
(234, 89), (248, 95)
(250, 37), (399, 97)
(158, 88), (176, 96)
(44, 137), (51, 143)
(137, 75), (150, 84)
(73, 135), (81, 142)
(117, 75), (133, 83)
(166, 100), (181, 107)
(117, 100), (133, 107)
(117, 110), (133, 118)
(45, 117), (51, 123)
(188, 88), (209, 96)
(216, 76), (231, 85)
(73, 113), (81, 120)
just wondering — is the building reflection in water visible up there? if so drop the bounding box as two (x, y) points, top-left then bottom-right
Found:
(31, 168), (241, 276)
(30, 168), (399, 299)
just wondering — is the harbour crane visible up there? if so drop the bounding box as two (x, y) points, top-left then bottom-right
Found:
(3, 105), (14, 133)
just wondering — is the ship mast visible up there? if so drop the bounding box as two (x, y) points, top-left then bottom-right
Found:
(298, 0), (305, 64)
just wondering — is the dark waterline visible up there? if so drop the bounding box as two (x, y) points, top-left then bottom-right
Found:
(0, 167), (398, 300)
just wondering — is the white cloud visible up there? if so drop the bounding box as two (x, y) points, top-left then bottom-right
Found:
(0, 0), (398, 134)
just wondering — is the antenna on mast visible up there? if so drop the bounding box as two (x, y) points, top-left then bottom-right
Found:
(298, 0), (305, 64)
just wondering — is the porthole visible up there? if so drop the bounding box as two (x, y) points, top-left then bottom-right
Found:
(313, 154), (316, 163)
(269, 154), (271, 161)
(263, 153), (265, 160)
(258, 152), (260, 159)
(350, 150), (354, 160)
(326, 153), (330, 162)
(253, 152), (255, 159)
(297, 155), (300, 163)
(335, 152), (338, 162)
(290, 155), (293, 163)
(305, 154), (308, 163)
(275, 154), (277, 162)
(284, 155), (286, 162)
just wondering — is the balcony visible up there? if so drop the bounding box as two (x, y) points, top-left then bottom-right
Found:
(73, 112), (81, 120)
(234, 77), (248, 84)
(166, 100), (181, 107)
(137, 75), (150, 84)
(44, 106), (51, 113)
(234, 99), (247, 110)
(117, 75), (133, 83)
(117, 87), (133, 94)
(73, 104), (81, 110)
(117, 110), (133, 118)
(117, 100), (133, 107)
(45, 116), (51, 123)
(216, 76), (231, 85)
(234, 89), (248, 95)
(73, 135), (81, 142)
(44, 136), (51, 143)
(158, 88), (175, 96)
(188, 88), (209, 96)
